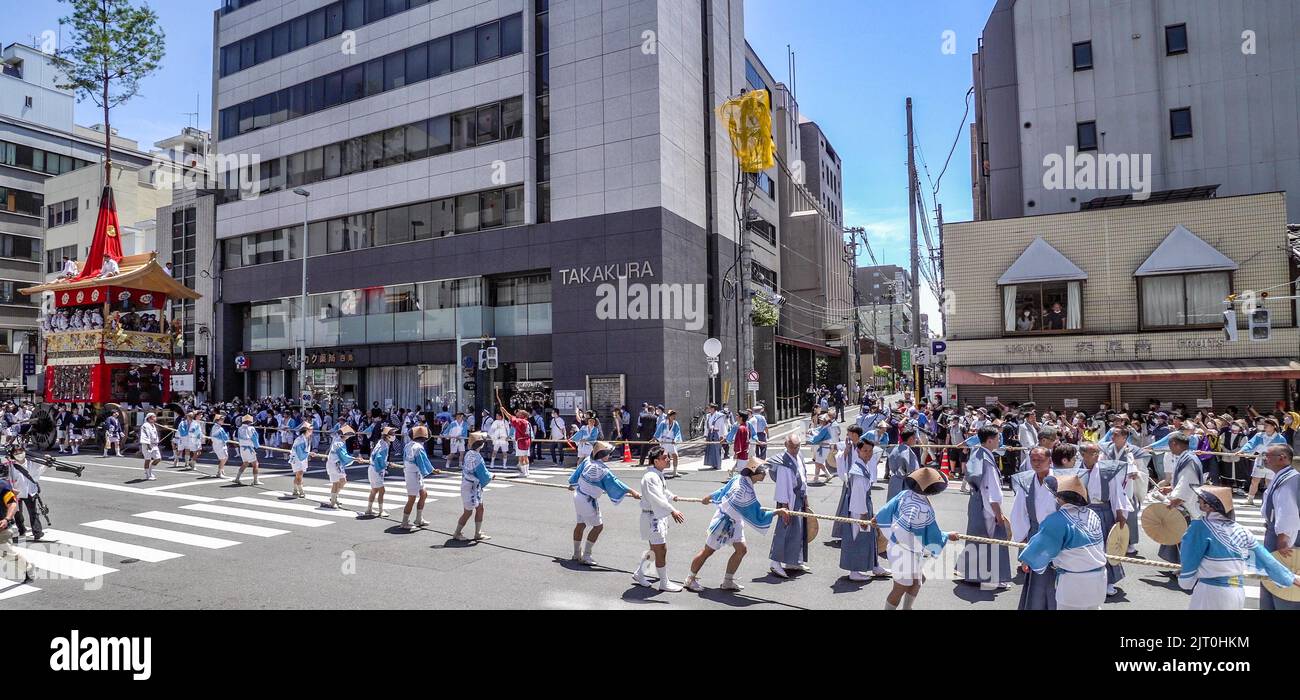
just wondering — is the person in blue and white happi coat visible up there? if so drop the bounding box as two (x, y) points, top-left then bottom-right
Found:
(440, 411), (468, 470)
(454, 431), (493, 542)
(1077, 444), (1130, 596)
(183, 411), (205, 470)
(572, 416), (600, 465)
(856, 402), (885, 435)
(1179, 485), (1299, 610)
(654, 410), (684, 478)
(567, 441), (640, 565)
(830, 425), (865, 544)
(684, 457), (786, 592)
(172, 411), (193, 468)
(205, 414), (230, 479)
(101, 410), (124, 458)
(702, 404), (727, 471)
(873, 466), (960, 609)
(1018, 474), (1109, 610)
(1239, 417), (1288, 507)
(886, 430), (920, 500)
(234, 415), (262, 486)
(1259, 443), (1300, 610)
(632, 446), (686, 591)
(957, 426), (1011, 590)
(287, 423), (311, 496)
(748, 406), (769, 460)
(1010, 447), (1061, 609)
(840, 434), (890, 581)
(401, 425), (440, 530)
(364, 427), (398, 518)
(768, 435), (811, 579)
(322, 424), (356, 510)
(807, 413), (836, 485)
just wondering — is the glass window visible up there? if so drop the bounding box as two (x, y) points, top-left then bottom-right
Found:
(271, 88), (289, 124)
(382, 127), (406, 167)
(501, 14), (523, 55)
(343, 136), (366, 175)
(221, 108), (239, 139)
(344, 0), (365, 29)
(343, 214), (370, 250)
(1170, 108), (1193, 139)
(364, 58), (384, 96)
(340, 289), (363, 316)
(286, 151), (305, 188)
(307, 8), (327, 43)
(384, 52), (406, 90)
(325, 2), (344, 36)
(304, 148), (325, 184)
(385, 0), (407, 17)
(308, 221), (328, 258)
(255, 30), (272, 63)
(223, 45), (241, 75)
(287, 223), (303, 260)
(327, 218), (347, 252)
(408, 201), (433, 239)
(1073, 41), (1092, 71)
(385, 205), (412, 244)
(406, 121), (429, 160)
(480, 189), (503, 229)
(406, 43), (428, 83)
(252, 94), (272, 129)
(456, 193), (480, 232)
(476, 104), (500, 143)
(428, 115), (451, 155)
(502, 97), (523, 139)
(323, 142), (343, 179)
(1165, 23), (1188, 55)
(430, 37), (451, 77)
(323, 72), (343, 108)
(365, 0), (384, 23)
(477, 21), (500, 62)
(290, 16), (308, 50)
(452, 110), (476, 150)
(365, 132), (384, 170)
(1002, 282), (1079, 333)
(307, 76), (326, 113)
(1140, 272), (1227, 328)
(453, 29), (476, 71)
(534, 11), (548, 54)
(371, 204), (388, 244)
(240, 36), (255, 68)
(289, 84), (307, 118)
(504, 186), (524, 226)
(224, 238), (243, 268)
(430, 197), (455, 237)
(1077, 121), (1098, 151)
(341, 64), (364, 102)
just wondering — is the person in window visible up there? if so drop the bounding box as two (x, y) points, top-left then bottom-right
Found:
(1043, 301), (1066, 330)
(164, 262), (174, 277)
(1016, 306), (1036, 332)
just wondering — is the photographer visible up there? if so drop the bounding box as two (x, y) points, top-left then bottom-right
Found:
(5, 446), (46, 543)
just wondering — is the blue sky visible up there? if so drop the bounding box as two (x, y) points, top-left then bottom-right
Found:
(9, 0), (998, 326)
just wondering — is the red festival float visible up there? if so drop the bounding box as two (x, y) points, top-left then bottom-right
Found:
(20, 186), (201, 405)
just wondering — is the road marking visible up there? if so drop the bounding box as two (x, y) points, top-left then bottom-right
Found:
(133, 511), (289, 538)
(180, 503), (333, 527)
(0, 577), (40, 601)
(257, 489), (387, 510)
(81, 520), (240, 549)
(41, 476), (216, 503)
(222, 496), (361, 518)
(39, 529), (184, 563)
(14, 545), (119, 580)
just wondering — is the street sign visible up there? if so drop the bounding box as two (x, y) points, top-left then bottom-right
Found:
(21, 353), (35, 377)
(900, 350), (912, 373)
(930, 339), (947, 356)
(912, 346), (930, 366)
(1196, 398), (1213, 408)
(463, 355), (476, 369)
(1063, 398), (1078, 408)
(747, 370), (759, 382)
(234, 353), (248, 371)
(555, 390), (587, 415)
(984, 395), (998, 406)
(746, 381), (760, 391)
(463, 381), (477, 391)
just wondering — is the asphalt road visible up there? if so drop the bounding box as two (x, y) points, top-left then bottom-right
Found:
(4, 432), (1205, 610)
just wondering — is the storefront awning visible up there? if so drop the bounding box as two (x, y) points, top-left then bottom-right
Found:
(775, 335), (842, 357)
(950, 358), (1300, 385)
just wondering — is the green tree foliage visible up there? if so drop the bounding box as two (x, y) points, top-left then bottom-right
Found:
(751, 296), (779, 327)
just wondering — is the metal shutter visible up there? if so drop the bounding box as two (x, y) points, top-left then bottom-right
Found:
(1027, 384), (1110, 414)
(1120, 381), (1208, 413)
(955, 384), (1030, 408)
(1209, 380), (1286, 413)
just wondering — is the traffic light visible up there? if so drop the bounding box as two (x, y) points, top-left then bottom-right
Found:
(1223, 309), (1238, 342)
(1249, 308), (1271, 342)
(479, 346), (498, 369)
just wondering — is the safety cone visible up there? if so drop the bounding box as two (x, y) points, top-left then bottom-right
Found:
(622, 443), (633, 463)
(939, 450), (951, 478)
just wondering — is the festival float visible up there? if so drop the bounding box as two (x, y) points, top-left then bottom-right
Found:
(20, 186), (201, 405)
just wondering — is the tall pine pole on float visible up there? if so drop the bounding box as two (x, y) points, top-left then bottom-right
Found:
(52, 0), (165, 274)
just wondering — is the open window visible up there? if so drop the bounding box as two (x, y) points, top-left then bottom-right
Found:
(997, 237), (1086, 334)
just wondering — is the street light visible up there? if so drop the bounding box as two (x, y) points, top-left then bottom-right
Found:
(293, 188), (310, 403)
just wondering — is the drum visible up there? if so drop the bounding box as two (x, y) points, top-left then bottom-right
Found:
(1262, 550), (1300, 603)
(1105, 521), (1130, 557)
(1140, 502), (1190, 545)
(804, 515), (819, 543)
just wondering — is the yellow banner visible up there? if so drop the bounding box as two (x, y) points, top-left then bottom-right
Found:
(717, 91), (775, 173)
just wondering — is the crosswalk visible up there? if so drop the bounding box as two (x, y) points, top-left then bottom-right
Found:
(1234, 497), (1269, 610)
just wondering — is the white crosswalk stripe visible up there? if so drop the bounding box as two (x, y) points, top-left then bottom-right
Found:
(133, 511), (290, 538)
(181, 503), (334, 527)
(0, 576), (39, 601)
(40, 529), (184, 563)
(81, 520), (241, 549)
(257, 489), (404, 510)
(223, 496), (364, 517)
(13, 545), (118, 580)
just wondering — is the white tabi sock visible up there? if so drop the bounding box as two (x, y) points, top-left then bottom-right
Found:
(415, 509), (424, 523)
(573, 540), (583, 558)
(657, 565), (672, 582)
(885, 600), (899, 610)
(474, 520), (483, 536)
(582, 540), (594, 557)
(901, 593), (916, 610)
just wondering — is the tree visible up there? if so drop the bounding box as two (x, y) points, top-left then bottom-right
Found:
(751, 295), (779, 327)
(53, 0), (166, 181)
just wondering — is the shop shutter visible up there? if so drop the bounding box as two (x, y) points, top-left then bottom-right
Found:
(1120, 381), (1209, 414)
(1027, 384), (1110, 414)
(955, 384), (1030, 408)
(1208, 380), (1286, 413)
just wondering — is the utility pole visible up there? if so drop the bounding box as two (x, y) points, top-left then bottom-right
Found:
(844, 227), (864, 394)
(906, 97), (922, 399)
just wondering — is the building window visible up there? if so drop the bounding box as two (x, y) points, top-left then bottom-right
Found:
(1001, 281), (1081, 333)
(1076, 121), (1098, 151)
(1140, 271), (1228, 329)
(534, 0), (550, 223)
(45, 244), (76, 273)
(751, 263), (777, 292)
(0, 280), (38, 306)
(748, 218), (776, 246)
(1072, 41), (1093, 71)
(1165, 23), (1188, 55)
(1170, 107), (1193, 139)
(0, 232), (41, 262)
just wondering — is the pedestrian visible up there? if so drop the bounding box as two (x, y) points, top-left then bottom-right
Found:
(830, 425), (864, 544)
(806, 413), (834, 484)
(441, 411), (468, 471)
(1010, 447), (1061, 609)
(567, 441), (639, 565)
(1259, 443), (1299, 610)
(139, 412), (162, 481)
(1178, 485), (1298, 609)
(102, 410), (124, 457)
(632, 446), (686, 591)
(1018, 474), (1108, 610)
(364, 427), (397, 518)
(702, 404), (725, 471)
(655, 410), (683, 478)
(839, 435), (890, 581)
(729, 410), (750, 475)
(288, 423), (311, 497)
(956, 426), (1010, 590)
(6, 446), (45, 543)
(873, 467), (961, 609)
(323, 424), (355, 509)
(506, 407), (532, 478)
(453, 431), (492, 541)
(573, 415), (599, 465)
(1156, 433), (1203, 566)
(400, 425), (438, 531)
(209, 414), (232, 479)
(1239, 418), (1287, 506)
(1077, 442), (1128, 596)
(548, 410), (566, 464)
(234, 414), (262, 486)
(684, 457), (785, 592)
(748, 406), (769, 460)
(768, 435), (811, 579)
